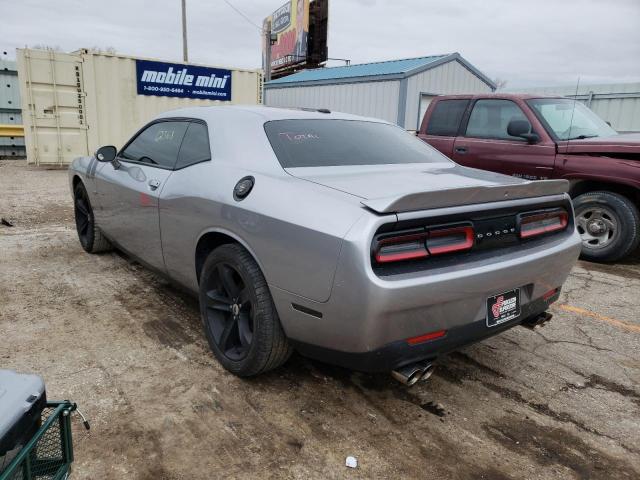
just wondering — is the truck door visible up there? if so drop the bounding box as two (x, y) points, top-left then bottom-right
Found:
(417, 99), (470, 159)
(94, 120), (188, 271)
(452, 99), (556, 180)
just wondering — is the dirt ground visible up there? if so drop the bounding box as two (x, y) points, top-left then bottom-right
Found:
(1, 159), (639, 480)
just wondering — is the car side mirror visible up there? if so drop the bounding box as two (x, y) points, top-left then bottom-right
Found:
(507, 119), (539, 144)
(95, 145), (117, 163)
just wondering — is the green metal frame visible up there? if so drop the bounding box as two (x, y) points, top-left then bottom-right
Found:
(0, 401), (75, 480)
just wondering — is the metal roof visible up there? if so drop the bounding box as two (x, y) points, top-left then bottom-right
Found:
(265, 52), (496, 90)
(267, 54), (448, 84)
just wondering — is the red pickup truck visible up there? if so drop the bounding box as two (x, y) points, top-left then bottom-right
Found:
(418, 93), (640, 262)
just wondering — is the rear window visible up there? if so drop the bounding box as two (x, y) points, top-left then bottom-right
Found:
(425, 99), (469, 136)
(264, 119), (448, 168)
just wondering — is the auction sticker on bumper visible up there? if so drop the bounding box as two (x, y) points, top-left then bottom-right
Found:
(487, 288), (521, 327)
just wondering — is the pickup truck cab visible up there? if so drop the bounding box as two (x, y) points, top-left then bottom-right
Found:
(418, 93), (640, 262)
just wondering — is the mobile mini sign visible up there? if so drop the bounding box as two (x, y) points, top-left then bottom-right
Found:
(135, 59), (232, 101)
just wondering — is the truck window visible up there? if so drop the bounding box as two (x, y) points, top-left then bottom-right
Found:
(425, 99), (469, 136)
(465, 99), (529, 141)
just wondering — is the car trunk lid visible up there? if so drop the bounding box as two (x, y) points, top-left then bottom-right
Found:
(286, 163), (568, 214)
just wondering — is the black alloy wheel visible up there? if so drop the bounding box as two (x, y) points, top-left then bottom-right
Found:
(202, 262), (254, 361)
(199, 244), (292, 376)
(74, 183), (94, 251)
(73, 182), (112, 253)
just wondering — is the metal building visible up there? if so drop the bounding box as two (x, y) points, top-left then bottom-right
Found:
(264, 52), (496, 130)
(508, 83), (640, 133)
(16, 48), (263, 165)
(0, 59), (25, 158)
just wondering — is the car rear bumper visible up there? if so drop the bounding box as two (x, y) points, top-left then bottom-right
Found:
(271, 214), (581, 372)
(289, 293), (556, 372)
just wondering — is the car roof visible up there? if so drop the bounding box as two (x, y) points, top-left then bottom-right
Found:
(154, 105), (389, 124)
(432, 93), (564, 101)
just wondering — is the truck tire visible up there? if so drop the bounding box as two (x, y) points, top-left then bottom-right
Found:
(573, 191), (640, 262)
(199, 244), (292, 376)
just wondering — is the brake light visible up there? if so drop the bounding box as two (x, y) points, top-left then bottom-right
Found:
(373, 224), (474, 264)
(542, 288), (558, 301)
(519, 210), (568, 239)
(374, 231), (429, 263)
(407, 329), (447, 345)
(426, 226), (474, 255)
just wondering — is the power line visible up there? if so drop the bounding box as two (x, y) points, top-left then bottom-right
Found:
(221, 0), (263, 32)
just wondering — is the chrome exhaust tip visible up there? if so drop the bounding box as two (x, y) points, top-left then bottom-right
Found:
(391, 361), (435, 386)
(420, 364), (435, 381)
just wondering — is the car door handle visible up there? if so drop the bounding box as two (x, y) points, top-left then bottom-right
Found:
(148, 179), (161, 191)
(455, 146), (468, 154)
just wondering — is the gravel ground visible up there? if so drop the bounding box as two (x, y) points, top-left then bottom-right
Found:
(1, 159), (639, 479)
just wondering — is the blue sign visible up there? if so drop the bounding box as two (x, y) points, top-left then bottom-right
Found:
(135, 59), (232, 101)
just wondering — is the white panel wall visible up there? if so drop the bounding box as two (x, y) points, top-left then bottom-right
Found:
(509, 83), (640, 133)
(265, 80), (400, 124)
(404, 60), (493, 129)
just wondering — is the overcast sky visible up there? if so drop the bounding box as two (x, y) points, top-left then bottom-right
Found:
(3, 0), (640, 88)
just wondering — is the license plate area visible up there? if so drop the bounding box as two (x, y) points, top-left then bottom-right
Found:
(486, 288), (521, 327)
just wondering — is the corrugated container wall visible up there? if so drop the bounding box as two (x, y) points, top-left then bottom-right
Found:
(508, 82), (640, 133)
(17, 49), (262, 165)
(0, 59), (25, 157)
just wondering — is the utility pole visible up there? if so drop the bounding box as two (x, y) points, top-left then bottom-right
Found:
(181, 0), (188, 62)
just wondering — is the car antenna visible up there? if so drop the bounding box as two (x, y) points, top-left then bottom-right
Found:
(566, 76), (580, 143)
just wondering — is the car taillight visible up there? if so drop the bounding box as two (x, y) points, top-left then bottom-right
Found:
(374, 231), (429, 263)
(519, 209), (568, 239)
(373, 224), (474, 264)
(426, 226), (474, 255)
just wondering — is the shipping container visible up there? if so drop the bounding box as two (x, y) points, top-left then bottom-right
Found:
(17, 49), (263, 165)
(1, 58), (25, 158)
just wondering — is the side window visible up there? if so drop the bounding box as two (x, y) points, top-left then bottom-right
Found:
(465, 99), (529, 140)
(120, 121), (188, 169)
(175, 122), (211, 169)
(426, 99), (469, 136)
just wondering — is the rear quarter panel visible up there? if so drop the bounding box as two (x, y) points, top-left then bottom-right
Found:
(159, 161), (367, 302)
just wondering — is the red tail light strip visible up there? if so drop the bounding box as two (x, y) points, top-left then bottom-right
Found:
(426, 226), (475, 255)
(407, 329), (447, 345)
(374, 232), (429, 263)
(519, 210), (568, 239)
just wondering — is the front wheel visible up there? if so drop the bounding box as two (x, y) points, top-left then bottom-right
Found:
(74, 182), (112, 253)
(199, 244), (292, 376)
(574, 191), (640, 262)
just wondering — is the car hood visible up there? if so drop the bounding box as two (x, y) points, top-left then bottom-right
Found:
(561, 133), (640, 155)
(285, 163), (569, 213)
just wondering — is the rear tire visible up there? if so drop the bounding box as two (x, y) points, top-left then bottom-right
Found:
(74, 182), (112, 253)
(199, 244), (292, 376)
(574, 191), (640, 262)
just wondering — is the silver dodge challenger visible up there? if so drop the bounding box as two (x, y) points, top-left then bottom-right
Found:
(69, 106), (581, 385)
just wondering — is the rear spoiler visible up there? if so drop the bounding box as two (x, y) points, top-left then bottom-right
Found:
(360, 179), (569, 214)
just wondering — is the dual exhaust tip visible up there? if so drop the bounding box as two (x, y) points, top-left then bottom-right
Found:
(391, 361), (435, 386)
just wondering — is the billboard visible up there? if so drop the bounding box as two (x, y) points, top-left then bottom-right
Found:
(135, 59), (232, 101)
(263, 0), (310, 72)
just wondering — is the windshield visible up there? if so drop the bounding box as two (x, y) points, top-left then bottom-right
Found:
(264, 119), (450, 168)
(527, 98), (617, 141)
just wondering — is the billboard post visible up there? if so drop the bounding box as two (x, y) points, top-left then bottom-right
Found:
(264, 24), (272, 82)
